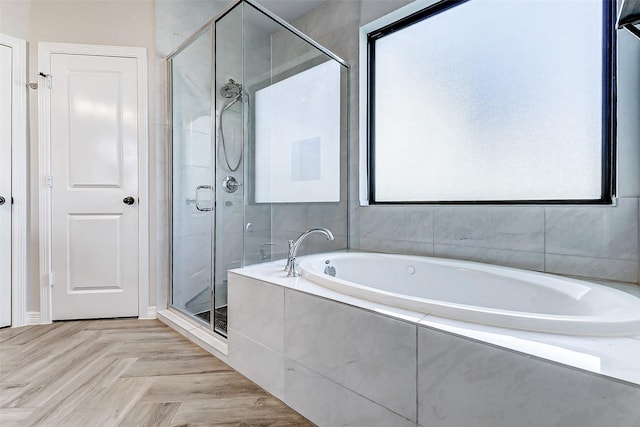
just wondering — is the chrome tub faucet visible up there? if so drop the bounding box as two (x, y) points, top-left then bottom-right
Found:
(284, 227), (334, 277)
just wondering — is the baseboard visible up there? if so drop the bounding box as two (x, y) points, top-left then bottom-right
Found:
(27, 311), (41, 325)
(140, 305), (157, 319)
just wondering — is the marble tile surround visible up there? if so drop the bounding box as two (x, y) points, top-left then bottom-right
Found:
(354, 200), (640, 284)
(417, 328), (640, 427)
(228, 272), (640, 427)
(228, 272), (419, 425)
(284, 360), (416, 427)
(546, 197), (638, 260)
(434, 206), (545, 252)
(228, 275), (284, 353)
(285, 290), (417, 420)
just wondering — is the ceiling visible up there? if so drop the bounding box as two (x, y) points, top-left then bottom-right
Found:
(255, 0), (328, 22)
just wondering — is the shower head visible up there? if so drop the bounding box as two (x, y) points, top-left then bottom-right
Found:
(220, 79), (242, 99)
(220, 78), (248, 112)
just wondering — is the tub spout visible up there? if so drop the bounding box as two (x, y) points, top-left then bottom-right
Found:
(285, 227), (334, 277)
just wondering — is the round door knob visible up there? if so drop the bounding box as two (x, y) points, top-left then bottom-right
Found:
(123, 196), (135, 205)
(0, 196), (5, 205)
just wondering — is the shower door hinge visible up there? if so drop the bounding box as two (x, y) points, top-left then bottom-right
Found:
(49, 272), (55, 287)
(46, 176), (53, 188)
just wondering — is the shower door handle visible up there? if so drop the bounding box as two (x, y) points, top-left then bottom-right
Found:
(195, 185), (213, 212)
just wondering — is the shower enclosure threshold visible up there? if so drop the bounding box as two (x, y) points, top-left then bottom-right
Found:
(194, 305), (228, 333)
(157, 308), (229, 360)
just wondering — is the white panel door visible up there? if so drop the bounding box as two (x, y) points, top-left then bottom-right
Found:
(0, 44), (12, 327)
(50, 53), (139, 320)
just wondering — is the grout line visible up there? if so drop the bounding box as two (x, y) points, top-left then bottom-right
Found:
(543, 206), (547, 273)
(415, 325), (419, 427)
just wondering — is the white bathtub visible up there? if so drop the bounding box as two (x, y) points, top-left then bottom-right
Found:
(298, 252), (640, 336)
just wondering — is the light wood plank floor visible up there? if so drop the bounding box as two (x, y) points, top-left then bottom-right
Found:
(0, 319), (314, 427)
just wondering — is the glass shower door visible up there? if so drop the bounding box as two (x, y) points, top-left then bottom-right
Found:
(213, 4), (244, 336)
(171, 27), (214, 325)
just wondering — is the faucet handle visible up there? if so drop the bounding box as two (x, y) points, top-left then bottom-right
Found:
(284, 240), (295, 273)
(287, 256), (299, 278)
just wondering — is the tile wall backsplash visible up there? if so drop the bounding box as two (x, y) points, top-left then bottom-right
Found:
(354, 200), (640, 283)
(434, 206), (545, 252)
(545, 198), (638, 260)
(544, 198), (639, 282)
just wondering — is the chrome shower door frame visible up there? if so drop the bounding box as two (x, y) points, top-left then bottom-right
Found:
(167, 22), (217, 331)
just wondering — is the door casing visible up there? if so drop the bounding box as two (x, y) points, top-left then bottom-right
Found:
(0, 33), (28, 328)
(38, 42), (151, 323)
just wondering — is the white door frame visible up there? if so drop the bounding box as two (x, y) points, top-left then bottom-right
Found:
(0, 33), (28, 328)
(38, 42), (150, 323)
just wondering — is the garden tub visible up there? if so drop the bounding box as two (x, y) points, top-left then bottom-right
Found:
(297, 252), (640, 336)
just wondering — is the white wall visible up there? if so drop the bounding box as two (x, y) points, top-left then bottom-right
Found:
(0, 1), (30, 39)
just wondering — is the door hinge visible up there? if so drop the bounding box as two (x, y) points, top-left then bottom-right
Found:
(46, 176), (53, 188)
(39, 72), (52, 89)
(49, 272), (55, 287)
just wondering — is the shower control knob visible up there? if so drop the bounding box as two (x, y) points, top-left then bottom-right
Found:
(123, 196), (135, 205)
(222, 176), (242, 193)
(0, 196), (5, 205)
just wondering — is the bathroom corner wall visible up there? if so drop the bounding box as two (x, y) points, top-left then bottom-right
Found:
(0, 1), (30, 39)
(295, 0), (640, 286)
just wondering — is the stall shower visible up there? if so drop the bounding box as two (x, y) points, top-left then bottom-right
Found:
(169, 0), (349, 336)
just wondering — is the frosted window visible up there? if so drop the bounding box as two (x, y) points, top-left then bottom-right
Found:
(370, 0), (611, 203)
